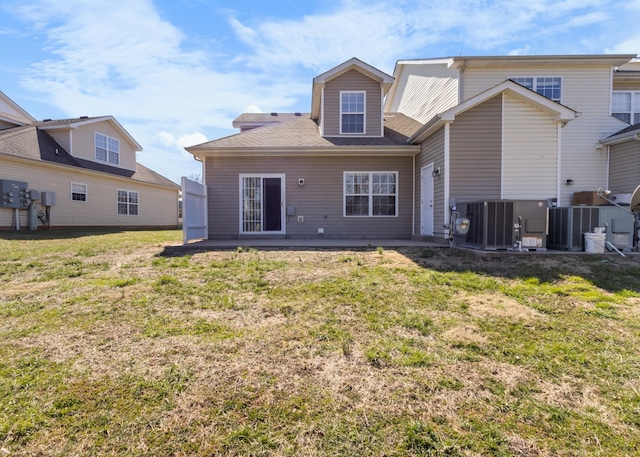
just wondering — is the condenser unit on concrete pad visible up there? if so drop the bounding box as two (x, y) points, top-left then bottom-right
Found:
(454, 200), (548, 251)
(548, 206), (635, 251)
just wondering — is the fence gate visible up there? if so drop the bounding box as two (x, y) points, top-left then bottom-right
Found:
(181, 177), (207, 244)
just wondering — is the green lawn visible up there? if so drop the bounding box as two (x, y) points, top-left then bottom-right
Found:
(1, 229), (639, 456)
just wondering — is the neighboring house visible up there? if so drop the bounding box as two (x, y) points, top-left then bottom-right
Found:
(0, 91), (180, 230)
(385, 54), (640, 242)
(186, 54), (640, 243)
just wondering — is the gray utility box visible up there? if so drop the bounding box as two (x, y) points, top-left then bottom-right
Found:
(548, 206), (635, 251)
(0, 179), (31, 209)
(454, 200), (548, 250)
(41, 191), (56, 207)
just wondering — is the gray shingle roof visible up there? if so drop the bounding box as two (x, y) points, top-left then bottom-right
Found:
(191, 112), (423, 150)
(0, 126), (178, 189)
(607, 123), (640, 138)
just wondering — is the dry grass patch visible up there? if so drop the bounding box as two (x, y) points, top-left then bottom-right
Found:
(2, 231), (640, 456)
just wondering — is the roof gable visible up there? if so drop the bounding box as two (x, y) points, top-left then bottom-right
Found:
(0, 90), (37, 126)
(311, 57), (394, 120)
(410, 80), (576, 143)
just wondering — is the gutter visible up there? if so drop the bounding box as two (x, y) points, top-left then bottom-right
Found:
(185, 145), (421, 158)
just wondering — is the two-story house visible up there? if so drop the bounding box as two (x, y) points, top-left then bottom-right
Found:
(186, 58), (422, 239)
(385, 54), (639, 242)
(0, 91), (180, 230)
(186, 54), (639, 243)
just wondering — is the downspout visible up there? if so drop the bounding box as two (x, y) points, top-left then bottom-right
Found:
(557, 122), (562, 206)
(443, 122), (451, 240)
(412, 153), (415, 237)
(605, 144), (610, 192)
(501, 94), (505, 199)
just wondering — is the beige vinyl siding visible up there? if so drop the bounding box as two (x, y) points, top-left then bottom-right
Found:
(46, 129), (71, 153)
(0, 100), (29, 121)
(71, 122), (137, 170)
(0, 156), (178, 229)
(415, 128), (446, 240)
(449, 95), (502, 201)
(204, 155), (413, 239)
(612, 80), (640, 91)
(387, 63), (459, 123)
(323, 70), (382, 137)
(463, 65), (623, 205)
(609, 141), (640, 193)
(502, 93), (558, 199)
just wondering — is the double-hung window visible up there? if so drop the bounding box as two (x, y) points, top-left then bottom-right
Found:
(612, 91), (640, 124)
(344, 172), (397, 217)
(511, 77), (562, 102)
(95, 132), (120, 165)
(117, 190), (138, 215)
(71, 183), (87, 202)
(340, 91), (365, 134)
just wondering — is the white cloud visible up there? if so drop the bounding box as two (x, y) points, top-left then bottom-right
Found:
(243, 105), (263, 113)
(176, 132), (208, 149)
(508, 45), (532, 56)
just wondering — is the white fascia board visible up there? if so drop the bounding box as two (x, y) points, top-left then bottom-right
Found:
(599, 131), (640, 145)
(186, 145), (420, 158)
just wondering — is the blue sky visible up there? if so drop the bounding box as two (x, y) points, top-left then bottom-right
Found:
(1, 0), (639, 183)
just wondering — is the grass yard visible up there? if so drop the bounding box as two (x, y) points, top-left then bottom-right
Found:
(1, 229), (640, 456)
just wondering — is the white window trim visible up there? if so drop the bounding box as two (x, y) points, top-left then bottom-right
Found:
(117, 189), (139, 216)
(343, 171), (398, 218)
(510, 76), (563, 103)
(612, 91), (640, 125)
(340, 90), (366, 135)
(95, 132), (120, 165)
(70, 182), (87, 202)
(238, 173), (286, 235)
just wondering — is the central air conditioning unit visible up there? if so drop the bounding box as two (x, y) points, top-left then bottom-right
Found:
(454, 200), (548, 250)
(548, 206), (635, 251)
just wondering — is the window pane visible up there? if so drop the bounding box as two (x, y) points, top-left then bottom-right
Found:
(96, 147), (107, 161)
(613, 113), (631, 123)
(95, 133), (107, 148)
(118, 203), (128, 214)
(536, 77), (561, 101)
(346, 196), (369, 215)
(512, 77), (533, 89)
(373, 196), (396, 216)
(613, 92), (631, 112)
(342, 113), (364, 133)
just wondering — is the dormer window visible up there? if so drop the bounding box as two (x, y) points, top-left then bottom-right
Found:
(340, 91), (365, 134)
(95, 132), (120, 165)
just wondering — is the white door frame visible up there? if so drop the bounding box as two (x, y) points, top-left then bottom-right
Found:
(420, 164), (435, 236)
(239, 174), (286, 235)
